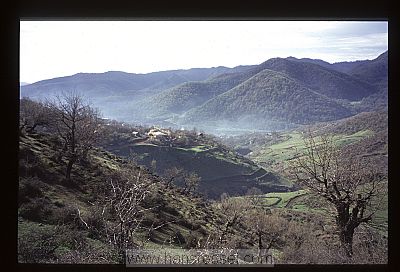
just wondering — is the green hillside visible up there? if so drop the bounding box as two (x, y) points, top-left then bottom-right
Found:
(134, 71), (255, 118)
(181, 69), (352, 126)
(260, 58), (378, 100)
(18, 131), (230, 263)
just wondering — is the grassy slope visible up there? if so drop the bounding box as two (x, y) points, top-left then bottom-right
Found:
(251, 129), (374, 172)
(18, 132), (228, 263)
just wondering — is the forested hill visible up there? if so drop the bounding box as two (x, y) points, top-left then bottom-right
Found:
(181, 69), (352, 125)
(20, 52), (387, 133)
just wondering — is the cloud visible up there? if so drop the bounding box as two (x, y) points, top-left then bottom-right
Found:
(20, 21), (388, 83)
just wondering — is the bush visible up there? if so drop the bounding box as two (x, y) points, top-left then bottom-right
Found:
(51, 205), (80, 226)
(18, 197), (53, 222)
(18, 177), (44, 205)
(19, 153), (56, 184)
(54, 242), (119, 264)
(85, 207), (107, 240)
(18, 223), (59, 263)
(18, 222), (89, 263)
(56, 225), (88, 250)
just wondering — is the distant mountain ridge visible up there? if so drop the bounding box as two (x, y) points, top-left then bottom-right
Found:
(21, 51), (388, 133)
(259, 57), (378, 100)
(21, 66), (252, 99)
(286, 51), (386, 74)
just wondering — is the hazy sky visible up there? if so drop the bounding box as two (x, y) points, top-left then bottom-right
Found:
(20, 21), (388, 83)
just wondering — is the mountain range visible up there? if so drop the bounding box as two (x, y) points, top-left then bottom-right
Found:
(21, 51), (388, 134)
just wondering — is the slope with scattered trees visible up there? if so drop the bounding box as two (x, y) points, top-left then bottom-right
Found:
(18, 93), (388, 264)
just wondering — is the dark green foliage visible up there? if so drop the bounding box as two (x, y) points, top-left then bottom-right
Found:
(51, 205), (84, 228)
(99, 123), (287, 199)
(349, 51), (388, 86)
(260, 57), (378, 100)
(183, 69), (352, 125)
(19, 147), (48, 180)
(137, 71), (255, 117)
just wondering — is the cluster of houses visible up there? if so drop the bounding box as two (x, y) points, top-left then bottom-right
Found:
(146, 127), (171, 139)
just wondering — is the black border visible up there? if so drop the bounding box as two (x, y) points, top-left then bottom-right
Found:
(4, 0), (397, 271)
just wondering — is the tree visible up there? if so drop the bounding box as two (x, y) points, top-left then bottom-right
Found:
(243, 210), (288, 256)
(162, 166), (184, 188)
(217, 196), (251, 244)
(246, 187), (264, 207)
(289, 131), (386, 257)
(47, 92), (102, 182)
(19, 98), (50, 134)
(183, 172), (201, 194)
(103, 166), (154, 262)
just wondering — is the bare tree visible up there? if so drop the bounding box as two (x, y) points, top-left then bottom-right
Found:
(246, 187), (264, 207)
(19, 98), (50, 133)
(183, 172), (201, 194)
(162, 166), (184, 188)
(289, 131), (386, 257)
(216, 196), (251, 244)
(46, 92), (102, 181)
(243, 210), (288, 256)
(104, 166), (154, 260)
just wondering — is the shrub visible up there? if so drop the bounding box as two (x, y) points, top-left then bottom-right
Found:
(51, 205), (80, 226)
(18, 197), (53, 223)
(18, 222), (89, 263)
(18, 177), (44, 205)
(18, 223), (59, 263)
(85, 207), (107, 240)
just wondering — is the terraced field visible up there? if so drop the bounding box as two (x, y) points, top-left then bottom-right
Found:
(251, 129), (374, 169)
(237, 190), (308, 208)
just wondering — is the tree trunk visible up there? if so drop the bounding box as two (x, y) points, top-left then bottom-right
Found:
(336, 203), (356, 257)
(27, 124), (37, 133)
(258, 232), (263, 252)
(339, 227), (354, 257)
(66, 157), (75, 181)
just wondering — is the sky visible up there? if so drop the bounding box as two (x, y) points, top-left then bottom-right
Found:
(20, 21), (388, 84)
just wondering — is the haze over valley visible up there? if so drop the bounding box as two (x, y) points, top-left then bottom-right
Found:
(18, 21), (388, 265)
(21, 51), (387, 135)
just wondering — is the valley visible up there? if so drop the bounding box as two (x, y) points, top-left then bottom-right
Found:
(18, 51), (388, 264)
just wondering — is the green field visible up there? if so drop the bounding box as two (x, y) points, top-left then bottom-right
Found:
(252, 129), (374, 167)
(176, 145), (211, 153)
